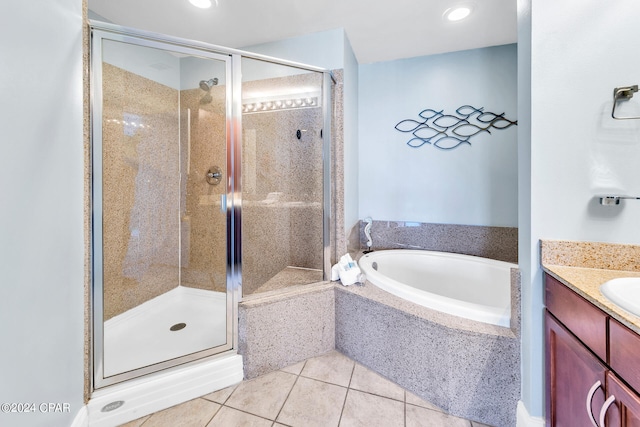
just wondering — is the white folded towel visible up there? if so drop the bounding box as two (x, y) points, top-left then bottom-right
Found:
(332, 254), (366, 286)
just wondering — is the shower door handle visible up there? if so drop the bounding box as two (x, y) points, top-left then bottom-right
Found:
(220, 194), (226, 213)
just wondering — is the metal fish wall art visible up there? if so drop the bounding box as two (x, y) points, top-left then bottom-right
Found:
(394, 105), (517, 150)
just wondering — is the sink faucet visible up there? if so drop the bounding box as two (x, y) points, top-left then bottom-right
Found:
(363, 217), (373, 253)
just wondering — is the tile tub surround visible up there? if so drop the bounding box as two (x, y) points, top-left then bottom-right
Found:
(335, 283), (521, 427)
(121, 351), (490, 427)
(357, 220), (518, 263)
(239, 282), (336, 379)
(238, 276), (520, 426)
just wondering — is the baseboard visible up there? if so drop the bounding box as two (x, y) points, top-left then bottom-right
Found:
(70, 405), (89, 427)
(517, 401), (545, 427)
(87, 353), (243, 427)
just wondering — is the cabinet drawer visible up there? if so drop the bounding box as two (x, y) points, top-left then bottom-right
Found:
(610, 318), (640, 393)
(545, 274), (608, 361)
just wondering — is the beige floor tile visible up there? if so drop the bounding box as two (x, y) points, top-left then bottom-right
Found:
(202, 384), (238, 405)
(280, 360), (306, 375)
(300, 350), (354, 387)
(406, 391), (444, 412)
(225, 370), (297, 420)
(276, 376), (347, 427)
(141, 398), (221, 427)
(406, 404), (471, 427)
(118, 415), (150, 427)
(339, 389), (404, 427)
(349, 364), (405, 402)
(206, 406), (272, 427)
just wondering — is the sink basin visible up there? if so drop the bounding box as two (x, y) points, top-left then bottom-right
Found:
(600, 278), (640, 317)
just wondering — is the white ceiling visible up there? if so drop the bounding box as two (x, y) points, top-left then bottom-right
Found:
(88, 0), (517, 64)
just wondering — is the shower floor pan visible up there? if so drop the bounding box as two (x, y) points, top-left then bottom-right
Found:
(102, 286), (228, 377)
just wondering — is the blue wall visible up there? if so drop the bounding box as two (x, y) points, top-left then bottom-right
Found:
(358, 44), (518, 227)
(0, 1), (85, 426)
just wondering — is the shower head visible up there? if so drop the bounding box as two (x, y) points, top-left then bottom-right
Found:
(199, 78), (218, 91)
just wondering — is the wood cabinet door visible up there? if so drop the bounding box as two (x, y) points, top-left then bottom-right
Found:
(546, 310), (607, 427)
(602, 372), (640, 427)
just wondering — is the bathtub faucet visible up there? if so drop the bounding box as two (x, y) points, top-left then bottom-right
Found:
(363, 217), (373, 254)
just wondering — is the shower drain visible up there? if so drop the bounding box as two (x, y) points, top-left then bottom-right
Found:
(170, 323), (187, 331)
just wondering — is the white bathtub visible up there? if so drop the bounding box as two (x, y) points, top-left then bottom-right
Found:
(358, 250), (517, 327)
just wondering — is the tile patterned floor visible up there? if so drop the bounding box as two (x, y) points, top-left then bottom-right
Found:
(120, 351), (492, 427)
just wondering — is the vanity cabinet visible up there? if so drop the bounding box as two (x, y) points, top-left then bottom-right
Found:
(545, 312), (606, 426)
(545, 274), (640, 427)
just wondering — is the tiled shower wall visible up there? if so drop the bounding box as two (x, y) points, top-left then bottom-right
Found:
(241, 73), (325, 295)
(102, 65), (229, 320)
(102, 63), (182, 320)
(101, 64), (326, 318)
(179, 86), (227, 294)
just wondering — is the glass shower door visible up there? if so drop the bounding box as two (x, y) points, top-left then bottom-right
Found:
(240, 58), (326, 296)
(92, 32), (235, 387)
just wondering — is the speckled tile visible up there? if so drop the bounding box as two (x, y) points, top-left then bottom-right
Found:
(239, 284), (335, 379)
(224, 370), (297, 420)
(205, 406), (272, 427)
(101, 62), (199, 320)
(299, 350), (355, 387)
(340, 389), (404, 427)
(140, 398), (220, 427)
(335, 286), (519, 427)
(276, 377), (347, 427)
(510, 267), (522, 335)
(252, 267), (323, 294)
(332, 69), (347, 259)
(241, 72), (325, 296)
(359, 220), (518, 263)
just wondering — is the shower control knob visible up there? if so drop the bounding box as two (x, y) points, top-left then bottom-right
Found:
(206, 166), (222, 185)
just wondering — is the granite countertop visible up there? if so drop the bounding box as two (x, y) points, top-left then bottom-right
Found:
(541, 240), (640, 335)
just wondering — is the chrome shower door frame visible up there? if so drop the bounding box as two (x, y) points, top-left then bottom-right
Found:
(90, 25), (238, 390)
(90, 21), (334, 392)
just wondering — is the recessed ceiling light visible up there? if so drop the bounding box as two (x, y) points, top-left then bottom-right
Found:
(443, 5), (474, 22)
(189, 0), (212, 8)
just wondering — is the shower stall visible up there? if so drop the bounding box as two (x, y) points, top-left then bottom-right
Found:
(89, 21), (332, 409)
